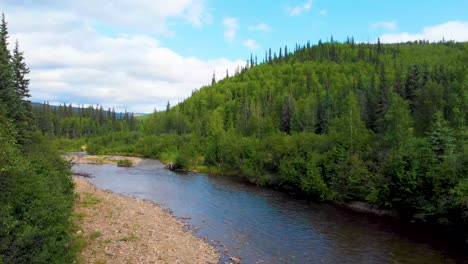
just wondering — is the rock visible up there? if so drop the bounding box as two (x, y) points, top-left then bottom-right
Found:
(229, 256), (242, 263)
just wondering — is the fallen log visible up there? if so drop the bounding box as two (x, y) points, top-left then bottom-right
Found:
(73, 172), (93, 178)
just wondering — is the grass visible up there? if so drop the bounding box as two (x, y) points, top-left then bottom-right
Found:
(82, 156), (120, 165)
(71, 235), (88, 253)
(89, 231), (102, 239)
(117, 159), (133, 167)
(191, 165), (239, 176)
(118, 234), (138, 242)
(72, 211), (88, 221)
(80, 193), (101, 207)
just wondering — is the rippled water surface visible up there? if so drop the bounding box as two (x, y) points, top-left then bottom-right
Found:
(72, 157), (466, 264)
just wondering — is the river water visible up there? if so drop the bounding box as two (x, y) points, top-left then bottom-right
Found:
(72, 157), (466, 264)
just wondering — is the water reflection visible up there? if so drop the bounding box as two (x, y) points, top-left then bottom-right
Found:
(72, 158), (464, 264)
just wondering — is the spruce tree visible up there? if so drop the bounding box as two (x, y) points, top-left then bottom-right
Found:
(211, 70), (216, 85)
(404, 65), (421, 111)
(429, 111), (455, 160)
(12, 40), (31, 100)
(0, 13), (18, 119)
(12, 40), (34, 144)
(280, 95), (294, 134)
(365, 74), (378, 131)
(166, 101), (171, 113)
(375, 63), (390, 132)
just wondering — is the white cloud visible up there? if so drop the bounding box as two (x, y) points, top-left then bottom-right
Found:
(223, 17), (239, 42)
(371, 20), (398, 31)
(243, 39), (260, 50)
(379, 21), (468, 43)
(287, 0), (313, 16)
(248, 22), (271, 32)
(3, 0), (212, 35)
(4, 6), (243, 113)
(319, 9), (328, 15)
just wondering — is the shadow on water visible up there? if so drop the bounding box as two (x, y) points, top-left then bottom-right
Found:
(72, 157), (467, 264)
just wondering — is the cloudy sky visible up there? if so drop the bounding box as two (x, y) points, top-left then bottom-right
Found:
(2, 0), (467, 113)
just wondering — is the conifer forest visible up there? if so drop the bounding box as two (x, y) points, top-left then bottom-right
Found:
(0, 10), (467, 263)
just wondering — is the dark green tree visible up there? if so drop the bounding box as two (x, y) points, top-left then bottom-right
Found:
(376, 63), (390, 132)
(0, 13), (18, 120)
(280, 95), (294, 134)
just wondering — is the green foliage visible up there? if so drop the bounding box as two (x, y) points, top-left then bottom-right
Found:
(86, 131), (140, 155)
(32, 103), (138, 138)
(80, 193), (101, 207)
(382, 93), (413, 146)
(117, 159), (133, 167)
(135, 40), (467, 228)
(0, 124), (75, 263)
(299, 154), (329, 200)
(40, 40), (468, 232)
(0, 15), (76, 263)
(53, 137), (87, 152)
(173, 149), (191, 170)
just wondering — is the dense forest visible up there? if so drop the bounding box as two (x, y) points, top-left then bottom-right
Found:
(1, 6), (465, 262)
(32, 102), (138, 138)
(2, 11), (467, 260)
(69, 39), (468, 231)
(0, 15), (76, 263)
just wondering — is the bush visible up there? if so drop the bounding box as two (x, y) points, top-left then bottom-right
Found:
(117, 159), (133, 167)
(173, 150), (191, 170)
(0, 127), (75, 263)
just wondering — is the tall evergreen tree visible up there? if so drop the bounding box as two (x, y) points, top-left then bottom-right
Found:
(376, 63), (390, 132)
(11, 40), (34, 144)
(0, 13), (17, 119)
(166, 101), (171, 113)
(393, 66), (404, 98)
(12, 41), (30, 100)
(280, 95), (294, 134)
(429, 111), (455, 160)
(404, 65), (421, 111)
(366, 74), (378, 131)
(211, 70), (216, 85)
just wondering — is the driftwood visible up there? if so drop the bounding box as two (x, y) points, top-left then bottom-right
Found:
(73, 172), (93, 178)
(165, 162), (174, 170)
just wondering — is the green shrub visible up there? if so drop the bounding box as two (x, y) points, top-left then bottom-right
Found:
(0, 126), (75, 263)
(117, 159), (133, 167)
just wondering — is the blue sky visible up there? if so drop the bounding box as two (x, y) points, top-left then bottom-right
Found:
(152, 0), (468, 60)
(3, 0), (468, 112)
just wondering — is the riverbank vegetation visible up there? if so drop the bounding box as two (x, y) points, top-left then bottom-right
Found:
(0, 15), (77, 263)
(117, 159), (133, 167)
(146, 41), (467, 231)
(45, 40), (467, 233)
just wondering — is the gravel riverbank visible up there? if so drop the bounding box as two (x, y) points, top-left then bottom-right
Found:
(73, 177), (220, 264)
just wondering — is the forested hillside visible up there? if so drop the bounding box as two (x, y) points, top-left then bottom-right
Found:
(83, 40), (468, 228)
(0, 15), (76, 263)
(23, 29), (467, 232)
(33, 102), (138, 138)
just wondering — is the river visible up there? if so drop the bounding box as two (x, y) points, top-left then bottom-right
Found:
(71, 157), (466, 264)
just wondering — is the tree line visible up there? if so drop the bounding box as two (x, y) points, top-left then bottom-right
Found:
(0, 14), (76, 263)
(33, 102), (138, 138)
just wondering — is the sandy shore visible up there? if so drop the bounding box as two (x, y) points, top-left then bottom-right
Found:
(65, 155), (143, 165)
(73, 177), (220, 264)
